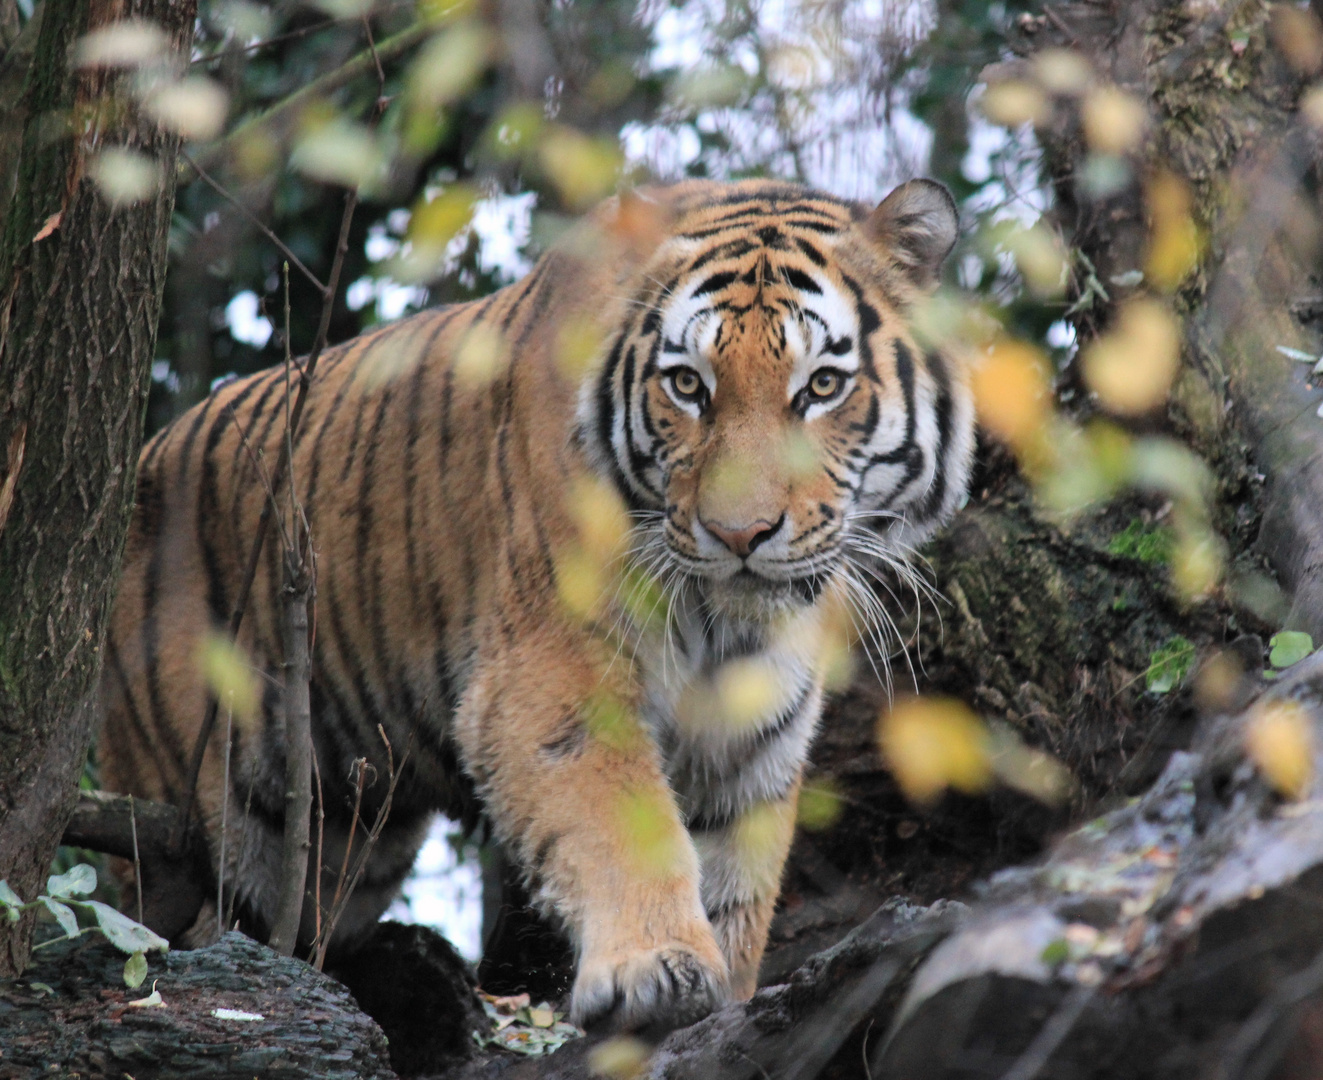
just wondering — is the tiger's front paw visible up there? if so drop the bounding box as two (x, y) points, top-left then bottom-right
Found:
(569, 942), (731, 1034)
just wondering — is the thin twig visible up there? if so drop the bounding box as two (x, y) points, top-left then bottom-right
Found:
(225, 403), (294, 555)
(190, 2), (416, 67)
(175, 185), (358, 853)
(311, 727), (411, 970)
(217, 700), (233, 941)
(188, 20), (430, 172)
(362, 15), (386, 92)
(181, 152), (326, 295)
(267, 253), (316, 958)
(311, 751), (326, 950)
(128, 795), (143, 926)
(224, 763), (260, 933)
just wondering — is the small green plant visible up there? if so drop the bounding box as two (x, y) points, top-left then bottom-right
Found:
(1265, 631), (1316, 679)
(1146, 636), (1195, 694)
(0, 864), (168, 988)
(1107, 520), (1175, 565)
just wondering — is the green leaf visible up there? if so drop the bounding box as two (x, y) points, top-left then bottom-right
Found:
(1146, 636), (1195, 694)
(68, 900), (169, 955)
(1269, 631), (1315, 670)
(46, 863), (97, 899)
(123, 950), (148, 989)
(1040, 939), (1069, 966)
(0, 880), (24, 910)
(39, 897), (79, 940)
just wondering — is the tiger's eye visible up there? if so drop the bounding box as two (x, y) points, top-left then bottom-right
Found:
(809, 371), (840, 398)
(670, 368), (703, 400)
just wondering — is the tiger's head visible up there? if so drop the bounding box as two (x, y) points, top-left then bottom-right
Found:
(582, 179), (975, 623)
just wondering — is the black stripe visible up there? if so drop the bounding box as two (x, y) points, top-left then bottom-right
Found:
(302, 356), (366, 523)
(779, 266), (821, 294)
(620, 344), (664, 503)
(106, 637), (175, 801)
(794, 236), (827, 266)
(225, 369), (286, 523)
(142, 400), (216, 783)
(355, 387), (398, 717)
(692, 270), (739, 297)
(840, 273), (881, 380)
(198, 377), (265, 624)
(917, 350), (954, 518)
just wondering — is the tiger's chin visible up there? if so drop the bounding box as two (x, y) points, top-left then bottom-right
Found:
(702, 567), (829, 622)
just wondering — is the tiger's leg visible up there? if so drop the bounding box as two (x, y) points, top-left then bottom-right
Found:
(457, 641), (730, 1032)
(693, 781), (800, 997)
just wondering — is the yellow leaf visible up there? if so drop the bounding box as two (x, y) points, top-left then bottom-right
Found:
(988, 725), (1073, 806)
(1081, 87), (1147, 154)
(197, 632), (260, 728)
(970, 339), (1050, 450)
(1032, 48), (1093, 95)
(1006, 223), (1067, 298)
(556, 316), (606, 380)
(980, 80), (1050, 127)
(1170, 527), (1223, 599)
(1245, 700), (1314, 800)
(778, 429), (819, 481)
(1144, 172), (1202, 293)
(877, 697), (992, 805)
(396, 185), (479, 282)
(90, 149), (161, 207)
(714, 659), (780, 732)
(540, 127), (622, 211)
(145, 77), (229, 141)
(588, 1036), (651, 1079)
(1302, 84), (1323, 129)
(76, 20), (169, 68)
(291, 116), (385, 191)
(1081, 299), (1180, 416)
(616, 787), (686, 878)
(797, 782), (842, 831)
(555, 546), (604, 618)
(1270, 7), (1323, 75)
(408, 22), (491, 107)
(452, 322), (508, 388)
(528, 1007), (555, 1028)
(566, 475), (630, 564)
(583, 689), (643, 753)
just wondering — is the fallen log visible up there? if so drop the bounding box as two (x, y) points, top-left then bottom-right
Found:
(0, 929), (395, 1080)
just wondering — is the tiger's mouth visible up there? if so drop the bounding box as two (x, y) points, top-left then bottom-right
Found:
(704, 564), (831, 617)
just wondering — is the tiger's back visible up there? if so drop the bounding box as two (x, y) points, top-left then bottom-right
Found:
(100, 178), (974, 1031)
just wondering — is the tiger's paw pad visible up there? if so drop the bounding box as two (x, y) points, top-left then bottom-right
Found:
(569, 944), (730, 1034)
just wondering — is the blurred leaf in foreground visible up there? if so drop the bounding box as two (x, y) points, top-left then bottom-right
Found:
(877, 697), (993, 805)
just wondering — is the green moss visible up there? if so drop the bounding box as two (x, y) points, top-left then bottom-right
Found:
(1146, 636), (1195, 694)
(1107, 520), (1176, 565)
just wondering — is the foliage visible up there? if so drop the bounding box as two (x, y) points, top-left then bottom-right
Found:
(1269, 631), (1316, 671)
(474, 991), (582, 1056)
(0, 864), (168, 988)
(1107, 519), (1176, 566)
(1146, 637), (1195, 695)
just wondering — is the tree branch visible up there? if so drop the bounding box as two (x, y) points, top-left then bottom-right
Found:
(186, 20), (431, 175)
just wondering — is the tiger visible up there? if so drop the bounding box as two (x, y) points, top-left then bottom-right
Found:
(98, 177), (974, 1032)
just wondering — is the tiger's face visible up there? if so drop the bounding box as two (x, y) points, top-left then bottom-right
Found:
(585, 179), (973, 621)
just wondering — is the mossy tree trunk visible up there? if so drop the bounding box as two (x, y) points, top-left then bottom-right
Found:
(0, 0), (195, 976)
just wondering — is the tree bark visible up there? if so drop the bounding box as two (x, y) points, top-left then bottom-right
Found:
(0, 0), (196, 976)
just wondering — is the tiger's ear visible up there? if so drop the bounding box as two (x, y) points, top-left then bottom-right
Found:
(863, 179), (959, 291)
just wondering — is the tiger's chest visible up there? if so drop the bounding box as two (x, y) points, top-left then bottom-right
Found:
(642, 596), (828, 831)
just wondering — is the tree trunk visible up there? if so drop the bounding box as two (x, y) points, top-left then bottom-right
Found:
(0, 0), (195, 976)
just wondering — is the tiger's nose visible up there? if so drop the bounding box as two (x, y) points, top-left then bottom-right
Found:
(702, 515), (783, 557)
